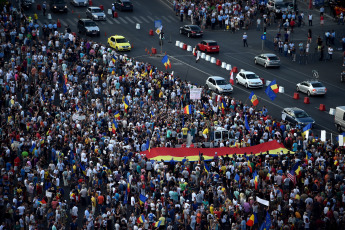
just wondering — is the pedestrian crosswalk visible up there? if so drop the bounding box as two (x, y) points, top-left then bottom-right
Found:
(36, 15), (179, 27)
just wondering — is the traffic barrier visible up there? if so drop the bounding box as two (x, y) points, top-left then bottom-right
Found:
(221, 62), (226, 68)
(151, 48), (157, 54)
(205, 55), (210, 61)
(319, 104), (326, 111)
(266, 80), (271, 86)
(175, 40), (180, 46)
(179, 42), (184, 48)
(216, 59), (221, 66)
(47, 14), (52, 20)
(279, 86), (284, 93)
(149, 29), (154, 36)
(182, 44), (187, 50)
(114, 12), (118, 18)
(260, 78), (265, 85)
(136, 23), (140, 29)
(304, 97), (310, 104)
(329, 108), (335, 115)
(89, 0), (92, 6)
(232, 66), (238, 73)
(108, 9), (112, 14)
(57, 19), (61, 28)
(99, 5), (104, 10)
(210, 57), (216, 63)
(226, 64), (231, 71)
(37, 4), (41, 10)
(201, 53), (206, 59)
(293, 92), (299, 99)
(104, 31), (107, 36)
(187, 45), (192, 51)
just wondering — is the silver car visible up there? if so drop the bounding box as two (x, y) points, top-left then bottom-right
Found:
(86, 7), (106, 21)
(282, 107), (315, 126)
(71, 0), (88, 6)
(205, 76), (233, 94)
(254, 53), (280, 68)
(296, 81), (327, 96)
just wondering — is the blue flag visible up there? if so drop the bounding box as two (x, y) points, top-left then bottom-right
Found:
(146, 139), (150, 150)
(245, 115), (250, 131)
(266, 211), (271, 229)
(265, 85), (277, 101)
(235, 174), (240, 182)
(63, 83), (67, 94)
(259, 222), (266, 230)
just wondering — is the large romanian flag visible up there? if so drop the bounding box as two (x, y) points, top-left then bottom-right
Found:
(141, 140), (292, 162)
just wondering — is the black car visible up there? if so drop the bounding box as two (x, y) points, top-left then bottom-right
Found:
(179, 25), (203, 38)
(21, 0), (32, 10)
(114, 0), (133, 11)
(50, 0), (68, 12)
(77, 19), (100, 36)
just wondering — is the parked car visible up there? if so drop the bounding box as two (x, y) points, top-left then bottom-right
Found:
(50, 0), (68, 12)
(254, 53), (280, 68)
(282, 107), (315, 126)
(205, 76), (233, 94)
(107, 35), (131, 51)
(86, 6), (106, 21)
(70, 0), (88, 7)
(179, 25), (203, 38)
(114, 0), (133, 11)
(77, 19), (100, 36)
(296, 81), (327, 96)
(197, 40), (219, 53)
(235, 70), (263, 88)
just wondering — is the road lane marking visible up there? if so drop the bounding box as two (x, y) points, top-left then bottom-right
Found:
(147, 16), (155, 22)
(132, 16), (142, 23)
(139, 16), (150, 23)
(124, 16), (135, 23)
(107, 19), (113, 24)
(110, 18), (121, 24)
(161, 16), (171, 23)
(168, 15), (177, 21)
(117, 17), (128, 24)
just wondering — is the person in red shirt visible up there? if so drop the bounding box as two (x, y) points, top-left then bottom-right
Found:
(14, 156), (20, 171)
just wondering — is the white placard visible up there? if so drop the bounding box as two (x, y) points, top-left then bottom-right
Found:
(305, 130), (309, 140)
(321, 130), (326, 142)
(340, 135), (344, 147)
(190, 88), (202, 100)
(46, 191), (52, 198)
(256, 196), (269, 206)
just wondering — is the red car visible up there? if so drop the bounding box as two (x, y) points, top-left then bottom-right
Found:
(197, 40), (219, 53)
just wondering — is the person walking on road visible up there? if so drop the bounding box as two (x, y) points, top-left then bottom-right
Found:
(42, 2), (47, 16)
(243, 32), (248, 47)
(328, 45), (333, 60)
(308, 13), (313, 26)
(112, 4), (116, 18)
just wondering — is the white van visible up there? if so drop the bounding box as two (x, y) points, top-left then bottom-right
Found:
(334, 106), (345, 132)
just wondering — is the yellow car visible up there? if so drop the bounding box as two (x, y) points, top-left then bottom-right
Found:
(107, 35), (131, 51)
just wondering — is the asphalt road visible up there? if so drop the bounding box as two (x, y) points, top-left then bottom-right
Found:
(25, 0), (345, 138)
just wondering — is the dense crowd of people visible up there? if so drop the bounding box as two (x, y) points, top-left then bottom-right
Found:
(0, 1), (345, 230)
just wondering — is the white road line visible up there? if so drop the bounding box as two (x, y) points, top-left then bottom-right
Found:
(124, 16), (135, 24)
(62, 19), (71, 27)
(107, 19), (114, 24)
(72, 18), (78, 22)
(132, 16), (142, 23)
(110, 18), (121, 24)
(168, 15), (177, 21)
(139, 16), (150, 23)
(100, 21), (106, 25)
(147, 16), (155, 22)
(118, 17), (128, 24)
(161, 16), (171, 23)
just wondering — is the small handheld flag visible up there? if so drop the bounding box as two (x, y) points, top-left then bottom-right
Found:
(249, 92), (259, 106)
(161, 55), (171, 69)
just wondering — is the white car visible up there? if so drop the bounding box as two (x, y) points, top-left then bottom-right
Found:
(86, 7), (106, 21)
(205, 76), (233, 94)
(235, 70), (263, 88)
